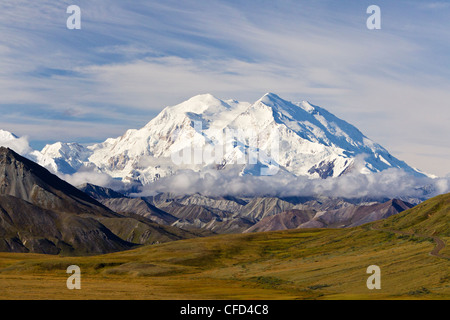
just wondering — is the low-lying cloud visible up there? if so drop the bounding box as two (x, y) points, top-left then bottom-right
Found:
(57, 169), (131, 193)
(132, 167), (449, 201)
(0, 134), (33, 155)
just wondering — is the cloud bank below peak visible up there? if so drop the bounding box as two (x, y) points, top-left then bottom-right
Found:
(132, 166), (449, 201)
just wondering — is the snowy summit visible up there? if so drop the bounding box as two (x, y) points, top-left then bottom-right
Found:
(1, 93), (428, 186)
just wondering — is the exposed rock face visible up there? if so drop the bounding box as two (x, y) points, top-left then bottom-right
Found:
(300, 199), (414, 228)
(0, 194), (132, 255)
(308, 160), (336, 179)
(0, 147), (115, 216)
(166, 204), (253, 234)
(237, 197), (294, 222)
(82, 187), (254, 234)
(78, 183), (126, 200)
(244, 199), (414, 232)
(244, 209), (316, 233)
(78, 183), (415, 237)
(101, 197), (178, 225)
(0, 147), (202, 255)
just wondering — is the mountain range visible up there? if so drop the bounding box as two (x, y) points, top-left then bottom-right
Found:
(80, 182), (415, 235)
(0, 93), (430, 190)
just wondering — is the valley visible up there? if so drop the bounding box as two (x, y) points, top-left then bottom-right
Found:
(0, 220), (448, 299)
(0, 191), (448, 299)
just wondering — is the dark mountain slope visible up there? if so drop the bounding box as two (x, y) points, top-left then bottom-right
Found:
(78, 183), (126, 200)
(0, 147), (201, 254)
(0, 147), (115, 216)
(100, 197), (178, 225)
(0, 195), (132, 255)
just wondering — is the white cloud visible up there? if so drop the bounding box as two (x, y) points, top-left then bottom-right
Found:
(133, 166), (449, 200)
(0, 132), (33, 155)
(57, 169), (129, 192)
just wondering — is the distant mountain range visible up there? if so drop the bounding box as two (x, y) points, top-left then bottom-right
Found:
(80, 182), (415, 235)
(0, 93), (431, 189)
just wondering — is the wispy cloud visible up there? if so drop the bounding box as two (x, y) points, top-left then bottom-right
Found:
(0, 0), (449, 175)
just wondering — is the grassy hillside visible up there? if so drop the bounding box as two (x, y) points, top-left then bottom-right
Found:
(0, 194), (448, 300)
(376, 192), (450, 237)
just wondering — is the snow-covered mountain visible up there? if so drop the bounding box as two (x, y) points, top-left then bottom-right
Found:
(2, 93), (428, 186)
(0, 129), (44, 164)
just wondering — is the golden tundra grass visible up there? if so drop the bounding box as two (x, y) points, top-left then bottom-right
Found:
(0, 226), (448, 300)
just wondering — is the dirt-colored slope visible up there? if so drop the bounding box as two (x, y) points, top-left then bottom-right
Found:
(244, 209), (315, 233)
(100, 197), (178, 225)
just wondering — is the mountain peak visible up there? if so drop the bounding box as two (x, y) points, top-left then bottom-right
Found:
(0, 130), (18, 141)
(183, 93), (220, 106)
(263, 92), (281, 98)
(258, 92), (284, 105)
(0, 146), (12, 154)
(167, 93), (231, 116)
(0, 146), (25, 161)
(188, 93), (219, 101)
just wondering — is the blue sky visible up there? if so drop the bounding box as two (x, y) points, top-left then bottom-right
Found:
(0, 0), (449, 176)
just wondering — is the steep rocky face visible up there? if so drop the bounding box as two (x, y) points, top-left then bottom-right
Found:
(0, 147), (135, 254)
(81, 188), (253, 234)
(237, 197), (295, 222)
(244, 209), (316, 233)
(100, 197), (178, 225)
(297, 199), (414, 229)
(176, 194), (247, 213)
(76, 183), (416, 237)
(78, 183), (127, 200)
(137, 193), (292, 233)
(0, 195), (133, 255)
(170, 215), (253, 234)
(0, 147), (115, 217)
(243, 199), (414, 232)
